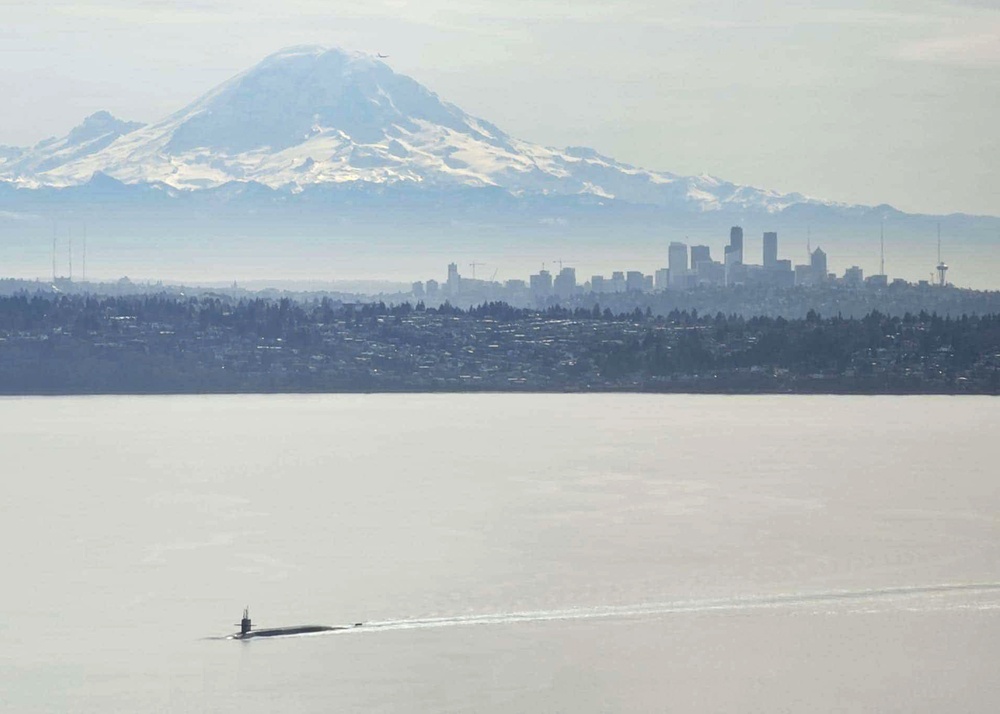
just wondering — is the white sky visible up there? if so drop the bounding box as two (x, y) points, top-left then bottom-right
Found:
(2, 0), (998, 215)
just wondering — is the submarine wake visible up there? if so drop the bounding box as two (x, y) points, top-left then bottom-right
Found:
(346, 582), (1000, 635)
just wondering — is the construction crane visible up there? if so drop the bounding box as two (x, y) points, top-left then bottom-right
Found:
(468, 261), (486, 280)
(553, 259), (575, 272)
(489, 268), (498, 283)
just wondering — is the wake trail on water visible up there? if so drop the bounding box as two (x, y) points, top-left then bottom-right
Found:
(343, 582), (1000, 635)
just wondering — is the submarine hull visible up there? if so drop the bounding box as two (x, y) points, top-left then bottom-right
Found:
(234, 625), (346, 639)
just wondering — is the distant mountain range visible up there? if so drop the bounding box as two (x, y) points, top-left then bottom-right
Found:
(2, 45), (998, 290)
(0, 45), (848, 215)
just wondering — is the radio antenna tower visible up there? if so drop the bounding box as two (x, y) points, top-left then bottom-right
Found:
(880, 221), (885, 276)
(935, 223), (948, 287)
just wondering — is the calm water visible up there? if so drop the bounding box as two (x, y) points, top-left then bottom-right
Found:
(1, 395), (998, 712)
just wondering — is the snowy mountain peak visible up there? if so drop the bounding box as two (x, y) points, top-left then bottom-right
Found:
(163, 44), (497, 155)
(0, 110), (145, 182)
(65, 111), (145, 146)
(0, 46), (833, 212)
(258, 45), (376, 68)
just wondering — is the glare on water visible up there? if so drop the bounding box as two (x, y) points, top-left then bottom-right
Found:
(1, 394), (997, 712)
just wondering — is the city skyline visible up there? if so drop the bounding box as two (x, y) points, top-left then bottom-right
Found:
(33, 223), (950, 292)
(30, 217), (971, 294)
(413, 226), (948, 303)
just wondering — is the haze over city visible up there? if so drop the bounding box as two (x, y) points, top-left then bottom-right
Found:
(3, 3), (1000, 714)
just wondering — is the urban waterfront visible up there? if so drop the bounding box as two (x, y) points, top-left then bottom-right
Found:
(1, 394), (997, 713)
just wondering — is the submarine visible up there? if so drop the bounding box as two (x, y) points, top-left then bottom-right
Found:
(233, 607), (363, 640)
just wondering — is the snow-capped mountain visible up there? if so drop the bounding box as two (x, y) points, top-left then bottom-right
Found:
(1, 111), (144, 182)
(0, 46), (826, 213)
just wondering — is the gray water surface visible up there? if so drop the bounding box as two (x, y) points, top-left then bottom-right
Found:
(1, 395), (997, 712)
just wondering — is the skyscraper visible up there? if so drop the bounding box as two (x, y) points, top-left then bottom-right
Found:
(690, 245), (711, 269)
(763, 231), (778, 268)
(668, 241), (688, 290)
(553, 267), (576, 299)
(726, 226), (744, 265)
(530, 269), (552, 298)
(724, 226), (744, 286)
(811, 247), (827, 282)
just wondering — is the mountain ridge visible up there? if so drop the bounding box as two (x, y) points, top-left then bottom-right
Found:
(0, 45), (844, 215)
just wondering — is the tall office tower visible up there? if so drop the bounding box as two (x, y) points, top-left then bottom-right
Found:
(728, 226), (744, 264)
(591, 275), (606, 293)
(553, 267), (577, 299)
(447, 262), (461, 290)
(723, 227), (744, 286)
(654, 268), (670, 291)
(763, 231), (778, 268)
(625, 271), (646, 293)
(611, 271), (626, 292)
(530, 269), (553, 298)
(668, 241), (688, 289)
(668, 241), (688, 272)
(810, 247), (827, 282)
(690, 245), (711, 269)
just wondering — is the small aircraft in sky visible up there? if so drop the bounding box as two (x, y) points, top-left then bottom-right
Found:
(377, 53), (389, 58)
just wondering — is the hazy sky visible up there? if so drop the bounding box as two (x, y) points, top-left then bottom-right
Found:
(3, 0), (998, 215)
